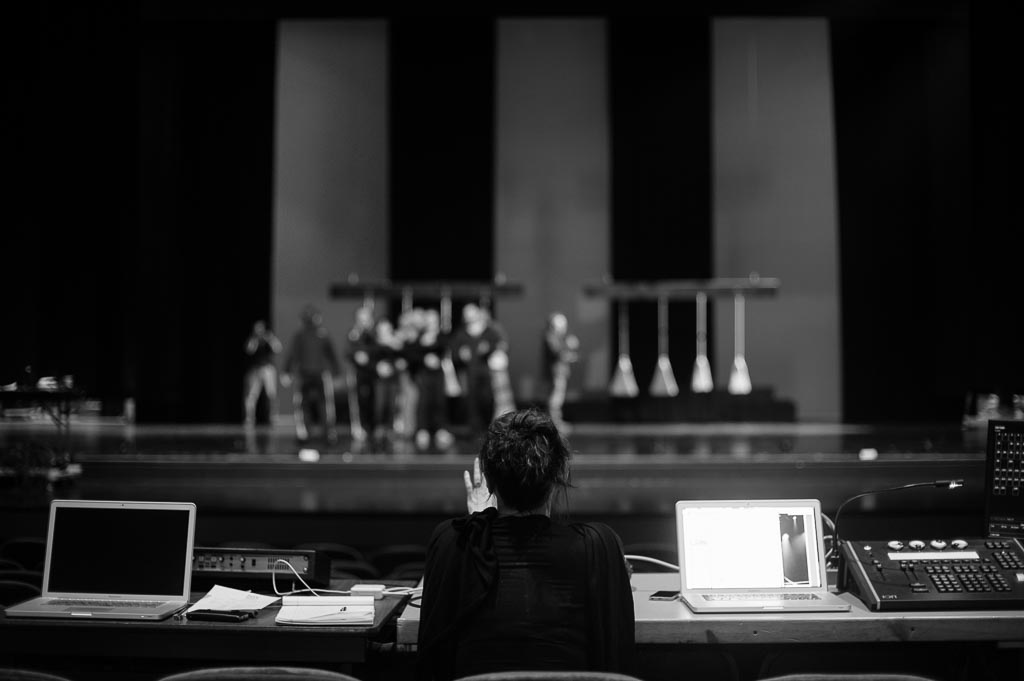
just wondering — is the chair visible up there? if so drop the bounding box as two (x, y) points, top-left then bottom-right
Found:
(455, 672), (646, 681)
(0, 579), (41, 607)
(385, 561), (425, 581)
(0, 558), (23, 571)
(293, 542), (366, 564)
(0, 570), (43, 588)
(328, 560), (380, 580)
(757, 671), (937, 675)
(156, 668), (361, 681)
(0, 670), (76, 681)
(0, 538), (46, 572)
(365, 544), (426, 578)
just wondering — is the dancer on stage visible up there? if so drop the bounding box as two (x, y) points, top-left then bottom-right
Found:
(450, 303), (512, 435)
(345, 304), (377, 442)
(281, 305), (340, 443)
(542, 312), (578, 430)
(243, 320), (282, 426)
(410, 308), (454, 450)
(371, 316), (404, 448)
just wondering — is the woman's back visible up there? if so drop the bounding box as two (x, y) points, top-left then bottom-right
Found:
(418, 510), (634, 681)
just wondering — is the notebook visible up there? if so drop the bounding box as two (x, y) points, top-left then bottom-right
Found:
(675, 499), (851, 613)
(5, 499), (196, 620)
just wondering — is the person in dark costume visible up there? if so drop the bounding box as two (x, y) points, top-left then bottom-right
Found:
(344, 305), (377, 442)
(450, 303), (511, 434)
(243, 320), (282, 426)
(417, 408), (635, 680)
(410, 309), (453, 450)
(281, 305), (340, 442)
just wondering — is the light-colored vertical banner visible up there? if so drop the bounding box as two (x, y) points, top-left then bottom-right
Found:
(712, 18), (842, 421)
(274, 21), (389, 411)
(495, 19), (610, 402)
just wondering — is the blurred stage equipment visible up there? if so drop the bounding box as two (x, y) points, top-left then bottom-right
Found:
(649, 296), (679, 397)
(584, 276), (779, 397)
(609, 300), (640, 398)
(727, 292), (752, 395)
(691, 291), (713, 393)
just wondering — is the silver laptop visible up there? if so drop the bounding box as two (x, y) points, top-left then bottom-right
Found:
(5, 500), (196, 620)
(675, 499), (850, 613)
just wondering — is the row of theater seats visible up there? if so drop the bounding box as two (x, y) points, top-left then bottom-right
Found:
(0, 666), (944, 681)
(0, 538), (45, 608)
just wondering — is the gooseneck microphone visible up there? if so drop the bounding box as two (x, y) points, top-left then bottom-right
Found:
(831, 479), (965, 549)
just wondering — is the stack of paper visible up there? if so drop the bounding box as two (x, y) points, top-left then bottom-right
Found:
(275, 596), (375, 626)
(187, 585), (280, 615)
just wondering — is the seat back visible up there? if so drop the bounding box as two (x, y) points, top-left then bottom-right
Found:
(157, 667), (362, 681)
(0, 580), (42, 607)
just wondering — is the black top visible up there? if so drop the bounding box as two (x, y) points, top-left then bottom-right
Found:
(417, 509), (635, 681)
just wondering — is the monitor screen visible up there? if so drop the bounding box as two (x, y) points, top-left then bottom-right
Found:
(47, 505), (192, 596)
(679, 504), (821, 590)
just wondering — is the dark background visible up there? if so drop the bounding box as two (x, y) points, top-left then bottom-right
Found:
(2, 1), (1017, 424)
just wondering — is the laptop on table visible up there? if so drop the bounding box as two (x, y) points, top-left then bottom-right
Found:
(5, 500), (196, 620)
(675, 499), (850, 613)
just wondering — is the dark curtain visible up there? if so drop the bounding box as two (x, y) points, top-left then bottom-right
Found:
(832, 5), (976, 422)
(388, 17), (495, 284)
(2, 3), (276, 423)
(608, 17), (713, 393)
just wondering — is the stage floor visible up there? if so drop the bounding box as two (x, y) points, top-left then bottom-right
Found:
(0, 417), (998, 549)
(0, 416), (992, 460)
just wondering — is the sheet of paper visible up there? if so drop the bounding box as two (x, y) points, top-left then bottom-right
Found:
(186, 584), (280, 613)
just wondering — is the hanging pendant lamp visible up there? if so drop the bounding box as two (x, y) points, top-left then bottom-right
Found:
(609, 300), (639, 398)
(691, 291), (714, 393)
(727, 292), (752, 395)
(649, 296), (679, 397)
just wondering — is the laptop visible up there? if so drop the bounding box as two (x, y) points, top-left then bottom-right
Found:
(675, 499), (851, 613)
(5, 499), (196, 620)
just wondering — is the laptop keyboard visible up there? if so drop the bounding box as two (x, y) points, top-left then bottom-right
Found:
(47, 598), (166, 608)
(702, 592), (821, 601)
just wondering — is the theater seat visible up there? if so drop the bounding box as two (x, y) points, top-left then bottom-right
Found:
(0, 538), (46, 572)
(757, 671), (937, 675)
(328, 560), (380, 580)
(366, 544), (426, 578)
(156, 667), (361, 681)
(0, 570), (43, 589)
(0, 669), (76, 681)
(0, 559), (23, 571)
(0, 580), (41, 608)
(292, 542), (366, 564)
(455, 672), (645, 681)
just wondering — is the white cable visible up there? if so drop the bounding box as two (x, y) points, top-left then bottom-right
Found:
(272, 558), (350, 597)
(624, 554), (679, 571)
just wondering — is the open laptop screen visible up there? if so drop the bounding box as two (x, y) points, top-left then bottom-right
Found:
(678, 503), (822, 590)
(47, 505), (193, 596)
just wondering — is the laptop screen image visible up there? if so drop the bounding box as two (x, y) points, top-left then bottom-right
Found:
(45, 503), (194, 598)
(677, 501), (824, 591)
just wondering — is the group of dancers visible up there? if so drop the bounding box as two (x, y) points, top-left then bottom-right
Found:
(243, 302), (578, 448)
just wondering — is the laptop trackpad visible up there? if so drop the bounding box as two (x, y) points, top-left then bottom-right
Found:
(67, 608), (113, 613)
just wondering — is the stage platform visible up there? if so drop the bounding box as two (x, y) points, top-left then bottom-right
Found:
(0, 418), (995, 552)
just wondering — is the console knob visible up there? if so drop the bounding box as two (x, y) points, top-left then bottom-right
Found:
(908, 540), (926, 550)
(930, 539), (948, 550)
(887, 540), (905, 551)
(951, 539), (968, 550)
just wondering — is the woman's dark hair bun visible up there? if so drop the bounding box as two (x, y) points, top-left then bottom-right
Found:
(479, 408), (571, 512)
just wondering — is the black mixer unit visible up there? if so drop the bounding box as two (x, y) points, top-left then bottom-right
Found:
(840, 537), (1024, 611)
(985, 420), (1024, 537)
